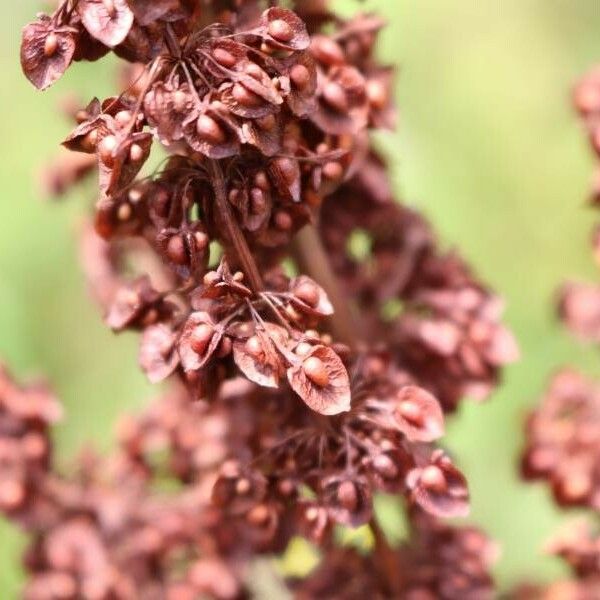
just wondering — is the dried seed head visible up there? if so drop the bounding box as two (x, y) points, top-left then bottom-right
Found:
(190, 324), (214, 355)
(303, 356), (329, 387)
(196, 115), (226, 145)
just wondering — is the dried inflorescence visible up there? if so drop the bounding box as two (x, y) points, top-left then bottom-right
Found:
(293, 512), (498, 599)
(522, 369), (600, 509)
(515, 65), (600, 597)
(11, 0), (518, 597)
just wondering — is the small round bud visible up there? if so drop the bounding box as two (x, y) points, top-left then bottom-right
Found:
(247, 504), (270, 526)
(0, 480), (25, 510)
(129, 143), (144, 162)
(166, 235), (187, 265)
(268, 19), (294, 43)
(44, 33), (58, 58)
(115, 110), (132, 127)
(322, 161), (344, 181)
(213, 47), (236, 68)
(372, 454), (399, 479)
(235, 478), (251, 495)
(337, 480), (358, 512)
(311, 37), (345, 66)
(278, 479), (295, 497)
(172, 90), (188, 112)
(294, 281), (319, 307)
(274, 210), (293, 231)
(399, 400), (423, 425)
(244, 62), (264, 80)
(196, 115), (226, 145)
(190, 324), (214, 355)
(194, 231), (209, 251)
(322, 82), (349, 113)
(98, 135), (118, 165)
(305, 506), (319, 522)
(295, 342), (313, 357)
(117, 202), (132, 221)
(245, 336), (263, 358)
(367, 80), (388, 109)
(82, 129), (98, 153)
(254, 171), (270, 191)
(290, 64), (311, 90)
(420, 465), (447, 493)
(232, 83), (263, 108)
(303, 356), (329, 387)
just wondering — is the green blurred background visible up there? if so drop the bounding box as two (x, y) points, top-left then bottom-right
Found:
(2, 0), (600, 595)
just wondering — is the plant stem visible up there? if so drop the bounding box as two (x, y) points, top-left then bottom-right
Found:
(370, 517), (403, 596)
(209, 161), (264, 292)
(292, 224), (363, 347)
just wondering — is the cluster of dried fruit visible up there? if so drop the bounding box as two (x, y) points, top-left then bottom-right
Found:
(12, 0), (519, 597)
(514, 66), (600, 598)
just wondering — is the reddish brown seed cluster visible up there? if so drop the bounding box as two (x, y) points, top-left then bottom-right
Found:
(13, 0), (517, 597)
(293, 511), (498, 599)
(514, 65), (600, 597)
(320, 153), (519, 412)
(522, 369), (600, 509)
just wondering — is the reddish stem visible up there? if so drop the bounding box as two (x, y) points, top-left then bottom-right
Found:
(209, 160), (264, 292)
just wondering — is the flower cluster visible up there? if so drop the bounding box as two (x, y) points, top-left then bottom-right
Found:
(12, 0), (517, 597)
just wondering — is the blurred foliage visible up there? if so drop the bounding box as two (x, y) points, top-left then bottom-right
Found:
(2, 0), (600, 595)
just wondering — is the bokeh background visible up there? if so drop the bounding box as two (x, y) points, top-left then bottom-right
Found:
(2, 0), (600, 595)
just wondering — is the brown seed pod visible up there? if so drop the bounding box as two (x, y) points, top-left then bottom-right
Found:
(21, 17), (77, 90)
(287, 345), (351, 415)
